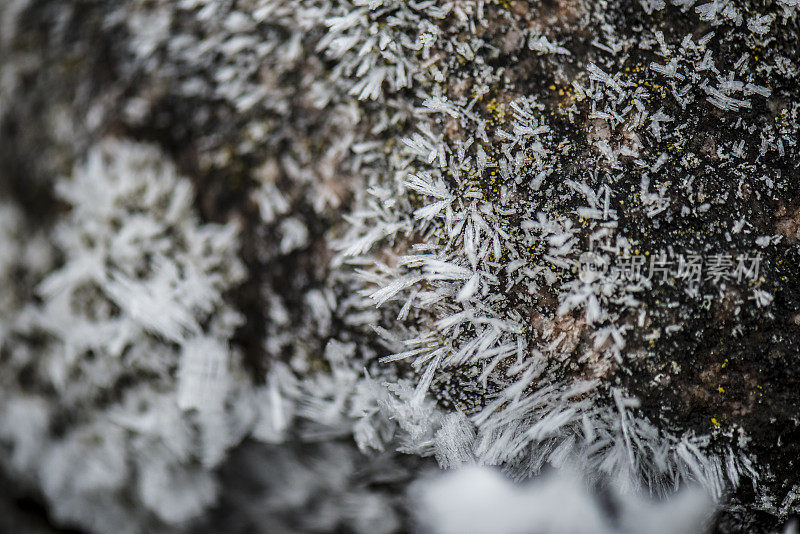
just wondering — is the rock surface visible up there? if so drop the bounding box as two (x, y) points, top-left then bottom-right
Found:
(1, 1), (799, 532)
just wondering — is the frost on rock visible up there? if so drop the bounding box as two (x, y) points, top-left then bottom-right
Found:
(1, 0), (800, 532)
(332, 0), (800, 528)
(0, 140), (250, 531)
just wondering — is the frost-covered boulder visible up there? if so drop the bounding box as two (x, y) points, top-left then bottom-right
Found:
(1, 0), (799, 532)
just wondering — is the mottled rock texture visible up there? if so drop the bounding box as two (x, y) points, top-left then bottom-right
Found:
(1, 1), (799, 533)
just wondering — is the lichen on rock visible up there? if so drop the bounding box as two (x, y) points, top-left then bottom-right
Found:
(1, 0), (799, 532)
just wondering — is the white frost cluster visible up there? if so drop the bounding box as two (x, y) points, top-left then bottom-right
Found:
(0, 140), (251, 531)
(412, 465), (713, 534)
